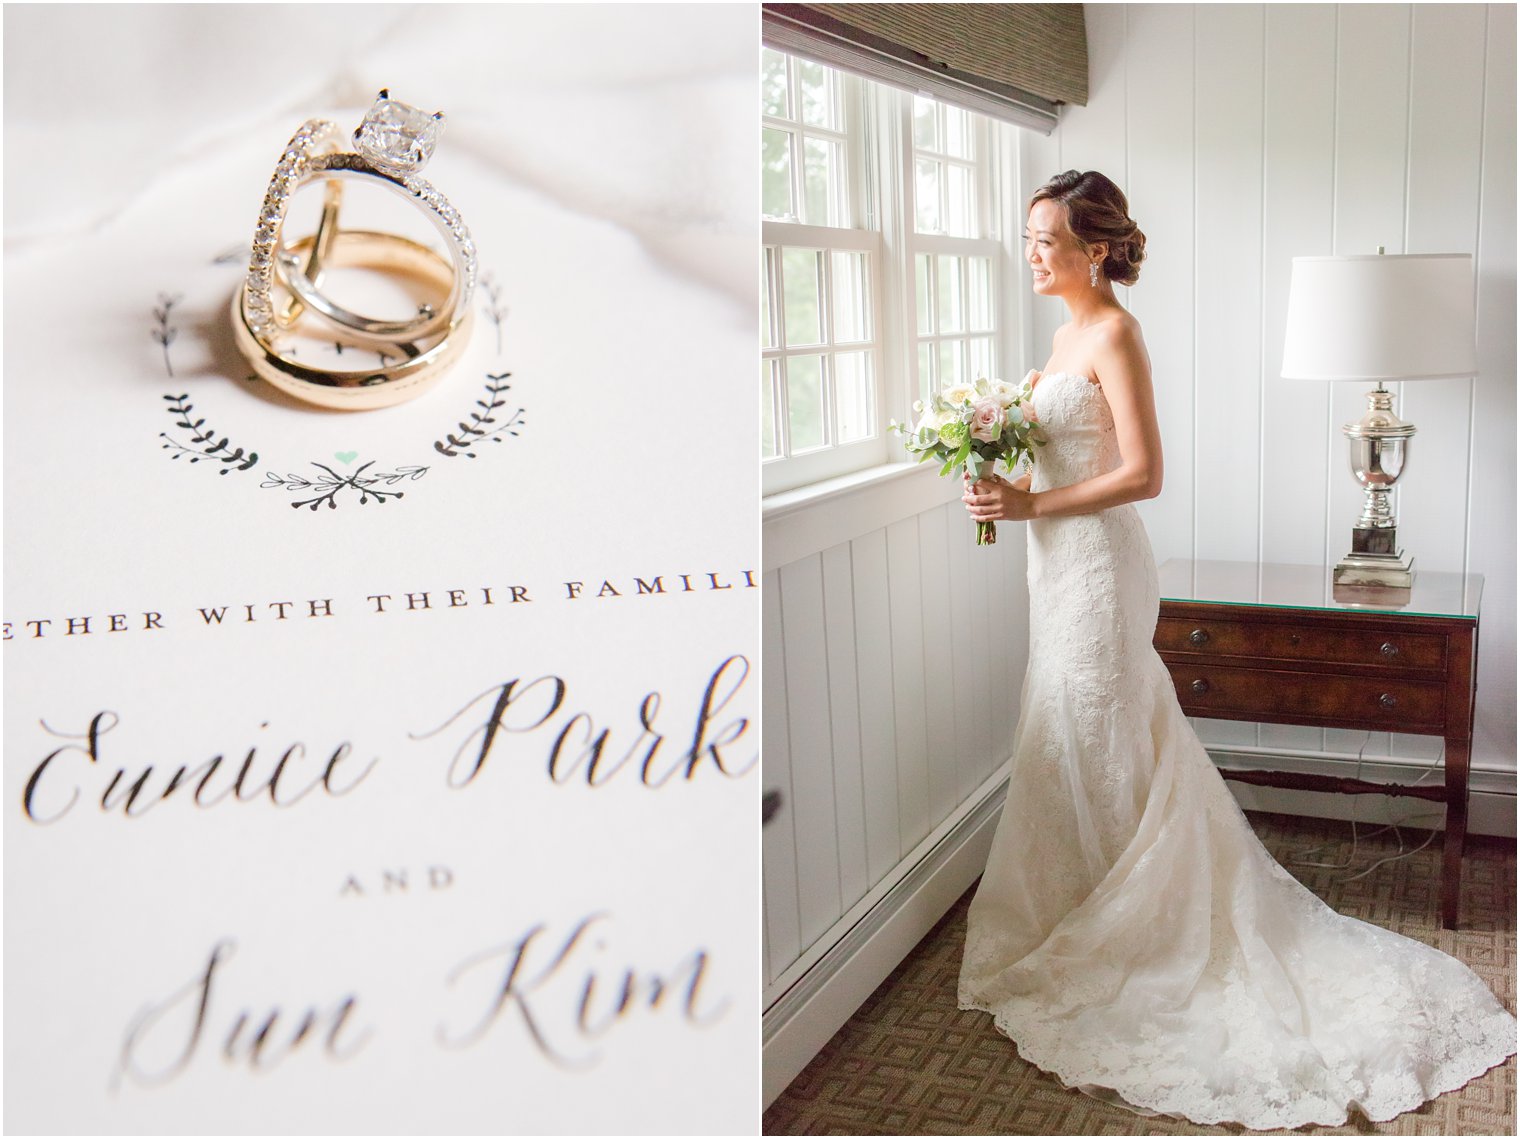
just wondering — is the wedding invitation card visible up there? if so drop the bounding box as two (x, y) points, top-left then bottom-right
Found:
(4, 6), (758, 1133)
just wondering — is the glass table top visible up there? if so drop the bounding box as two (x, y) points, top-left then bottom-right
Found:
(1157, 559), (1482, 620)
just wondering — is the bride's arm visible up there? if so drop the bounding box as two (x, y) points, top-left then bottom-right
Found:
(964, 322), (1162, 521)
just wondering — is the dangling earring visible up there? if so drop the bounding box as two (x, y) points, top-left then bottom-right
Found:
(1089, 262), (1099, 288)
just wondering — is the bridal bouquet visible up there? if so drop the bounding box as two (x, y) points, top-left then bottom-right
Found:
(889, 374), (1045, 546)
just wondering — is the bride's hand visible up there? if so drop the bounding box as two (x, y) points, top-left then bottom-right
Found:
(962, 472), (1037, 522)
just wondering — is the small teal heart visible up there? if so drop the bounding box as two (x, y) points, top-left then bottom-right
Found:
(335, 450), (358, 464)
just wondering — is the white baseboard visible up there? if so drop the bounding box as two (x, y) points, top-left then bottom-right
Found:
(761, 775), (1009, 1109)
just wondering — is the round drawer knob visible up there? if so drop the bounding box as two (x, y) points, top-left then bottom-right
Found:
(1379, 692), (1397, 709)
(1189, 629), (1210, 645)
(1191, 678), (1210, 694)
(1381, 642), (1399, 657)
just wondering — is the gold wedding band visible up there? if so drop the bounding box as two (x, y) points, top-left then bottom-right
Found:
(232, 230), (473, 411)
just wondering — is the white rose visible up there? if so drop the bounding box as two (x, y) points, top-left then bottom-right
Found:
(990, 379), (1019, 408)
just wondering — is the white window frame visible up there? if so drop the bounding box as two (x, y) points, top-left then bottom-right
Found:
(762, 55), (1018, 499)
(762, 225), (887, 491)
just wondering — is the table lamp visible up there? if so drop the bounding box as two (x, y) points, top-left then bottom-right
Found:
(1280, 251), (1478, 588)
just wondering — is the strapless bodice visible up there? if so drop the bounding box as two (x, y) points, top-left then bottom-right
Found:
(1030, 372), (1119, 492)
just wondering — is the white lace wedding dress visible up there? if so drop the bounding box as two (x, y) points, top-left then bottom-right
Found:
(958, 370), (1516, 1128)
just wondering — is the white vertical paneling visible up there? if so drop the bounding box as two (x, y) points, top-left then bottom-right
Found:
(945, 502), (980, 802)
(993, 528), (1029, 768)
(1020, 124), (1064, 369)
(1192, 5), (1265, 747)
(1055, 2), (1128, 188)
(1194, 4), (1264, 567)
(820, 541), (869, 909)
(761, 569), (800, 983)
(1260, 5), (1336, 566)
(986, 513), (1014, 765)
(1123, 3), (1196, 564)
(1397, 5), (1486, 578)
(966, 513), (995, 779)
(1259, 3), (1338, 756)
(1470, 1), (1517, 771)
(917, 505), (959, 826)
(886, 517), (931, 852)
(850, 527), (901, 886)
(779, 556), (842, 950)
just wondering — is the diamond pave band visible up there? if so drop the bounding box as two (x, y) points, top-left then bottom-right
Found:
(242, 118), (346, 339)
(239, 91), (475, 350)
(273, 151), (477, 343)
(234, 92), (477, 409)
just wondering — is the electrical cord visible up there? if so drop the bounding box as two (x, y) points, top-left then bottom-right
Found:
(1287, 730), (1447, 882)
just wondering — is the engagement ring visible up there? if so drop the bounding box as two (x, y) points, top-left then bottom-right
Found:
(232, 91), (476, 410)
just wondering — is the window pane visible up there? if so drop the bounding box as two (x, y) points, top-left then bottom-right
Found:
(761, 359), (778, 458)
(786, 355), (826, 452)
(914, 158), (941, 233)
(915, 253), (933, 335)
(968, 337), (994, 384)
(945, 105), (973, 159)
(912, 95), (938, 151)
(762, 127), (793, 219)
(834, 351), (873, 443)
(938, 339), (965, 389)
(968, 256), (992, 331)
(946, 163), (972, 237)
(761, 249), (775, 348)
(937, 254), (963, 333)
(831, 250), (869, 343)
(781, 248), (823, 345)
(798, 60), (836, 128)
(802, 136), (842, 226)
(761, 49), (789, 118)
(918, 343), (934, 408)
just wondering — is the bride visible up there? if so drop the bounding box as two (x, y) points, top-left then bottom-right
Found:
(956, 169), (1515, 1129)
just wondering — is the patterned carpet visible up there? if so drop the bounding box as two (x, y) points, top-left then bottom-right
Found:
(765, 811), (1517, 1136)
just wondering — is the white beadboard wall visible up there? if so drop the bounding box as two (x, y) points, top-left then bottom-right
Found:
(762, 1), (1514, 1101)
(762, 482), (1027, 998)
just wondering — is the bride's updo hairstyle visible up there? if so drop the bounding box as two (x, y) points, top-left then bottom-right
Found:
(1031, 170), (1147, 286)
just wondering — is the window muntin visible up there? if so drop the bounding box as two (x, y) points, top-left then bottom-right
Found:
(911, 97), (978, 238)
(762, 48), (850, 228)
(761, 50), (1011, 495)
(913, 252), (997, 407)
(762, 238), (877, 461)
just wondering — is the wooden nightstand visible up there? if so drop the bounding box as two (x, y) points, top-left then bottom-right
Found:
(1155, 559), (1483, 929)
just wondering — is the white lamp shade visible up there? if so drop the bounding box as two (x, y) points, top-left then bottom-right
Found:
(1280, 253), (1478, 381)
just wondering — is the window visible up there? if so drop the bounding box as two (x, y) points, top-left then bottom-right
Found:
(762, 51), (1014, 496)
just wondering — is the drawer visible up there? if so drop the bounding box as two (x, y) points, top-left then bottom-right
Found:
(1155, 615), (1446, 672)
(1166, 662), (1446, 731)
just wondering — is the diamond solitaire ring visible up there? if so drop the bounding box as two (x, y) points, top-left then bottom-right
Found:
(233, 91), (476, 410)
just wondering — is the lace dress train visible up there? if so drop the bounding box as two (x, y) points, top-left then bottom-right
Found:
(957, 371), (1516, 1129)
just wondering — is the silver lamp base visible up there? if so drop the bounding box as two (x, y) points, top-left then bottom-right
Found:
(1336, 386), (1416, 591)
(1334, 549), (1414, 589)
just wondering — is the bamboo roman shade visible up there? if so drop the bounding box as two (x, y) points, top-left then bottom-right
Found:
(762, 3), (1088, 135)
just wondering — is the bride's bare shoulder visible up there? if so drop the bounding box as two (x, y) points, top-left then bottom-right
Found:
(1091, 307), (1145, 349)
